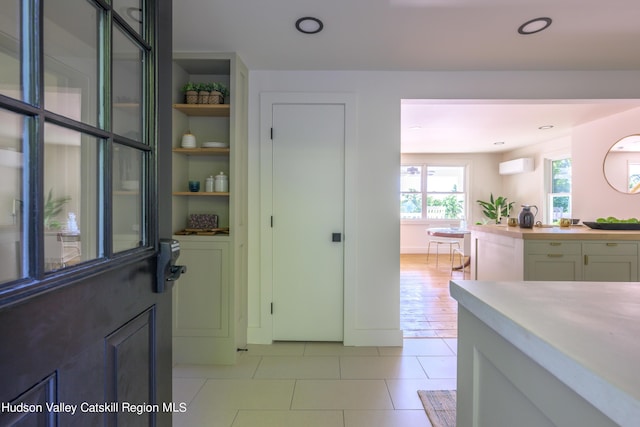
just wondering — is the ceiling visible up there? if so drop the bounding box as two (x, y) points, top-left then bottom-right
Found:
(172, 0), (640, 153)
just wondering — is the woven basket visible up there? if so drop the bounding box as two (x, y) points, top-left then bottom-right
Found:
(185, 91), (198, 104)
(198, 91), (210, 104)
(208, 91), (222, 104)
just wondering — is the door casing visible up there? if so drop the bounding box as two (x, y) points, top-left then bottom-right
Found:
(258, 92), (358, 344)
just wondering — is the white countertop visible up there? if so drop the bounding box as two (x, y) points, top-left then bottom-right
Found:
(450, 280), (640, 426)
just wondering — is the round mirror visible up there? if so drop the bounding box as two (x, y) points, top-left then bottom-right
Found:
(603, 134), (640, 194)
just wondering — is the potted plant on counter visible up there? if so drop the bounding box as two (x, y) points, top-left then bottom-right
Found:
(476, 193), (514, 224)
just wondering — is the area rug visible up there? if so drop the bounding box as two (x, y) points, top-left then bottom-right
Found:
(417, 390), (456, 427)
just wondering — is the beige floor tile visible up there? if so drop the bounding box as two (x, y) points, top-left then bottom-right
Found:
(385, 378), (457, 410)
(190, 379), (295, 411)
(378, 338), (454, 357)
(443, 338), (458, 354)
(304, 342), (379, 356)
(292, 379), (393, 410)
(254, 356), (340, 379)
(172, 377), (206, 405)
(340, 356), (427, 379)
(344, 410), (430, 427)
(173, 356), (261, 379)
(245, 342), (306, 356)
(418, 356), (458, 379)
(232, 410), (344, 427)
(173, 408), (237, 427)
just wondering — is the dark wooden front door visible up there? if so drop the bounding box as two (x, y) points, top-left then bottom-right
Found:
(0, 0), (173, 425)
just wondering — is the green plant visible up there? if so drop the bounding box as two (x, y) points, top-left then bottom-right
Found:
(181, 82), (199, 92)
(211, 82), (229, 97)
(44, 189), (71, 229)
(476, 193), (514, 223)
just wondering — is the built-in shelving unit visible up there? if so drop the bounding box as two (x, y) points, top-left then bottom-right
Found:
(171, 52), (248, 366)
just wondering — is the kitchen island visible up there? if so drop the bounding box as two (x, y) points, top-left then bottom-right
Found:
(469, 224), (640, 281)
(450, 279), (640, 427)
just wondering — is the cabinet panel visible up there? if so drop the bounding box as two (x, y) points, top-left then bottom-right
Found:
(526, 241), (581, 255)
(583, 242), (637, 256)
(525, 254), (583, 281)
(583, 256), (637, 282)
(173, 239), (229, 337)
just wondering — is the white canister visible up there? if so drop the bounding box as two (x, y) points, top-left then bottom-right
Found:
(205, 175), (214, 192)
(214, 171), (228, 192)
(181, 131), (196, 148)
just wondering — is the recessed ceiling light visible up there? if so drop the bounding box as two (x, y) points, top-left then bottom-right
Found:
(493, 141), (505, 146)
(538, 125), (554, 130)
(518, 17), (552, 35)
(295, 17), (323, 34)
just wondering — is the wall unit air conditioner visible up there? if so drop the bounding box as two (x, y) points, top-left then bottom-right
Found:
(499, 157), (534, 175)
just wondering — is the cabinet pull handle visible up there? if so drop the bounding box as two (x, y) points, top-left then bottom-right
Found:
(549, 242), (561, 246)
(584, 255), (588, 265)
(606, 242), (618, 247)
(547, 254), (563, 258)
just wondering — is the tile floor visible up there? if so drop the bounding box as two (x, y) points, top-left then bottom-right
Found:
(173, 339), (458, 427)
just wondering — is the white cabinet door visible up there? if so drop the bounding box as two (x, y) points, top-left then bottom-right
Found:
(271, 103), (345, 341)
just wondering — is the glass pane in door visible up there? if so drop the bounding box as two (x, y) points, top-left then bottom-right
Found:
(43, 0), (99, 126)
(0, 0), (22, 100)
(113, 26), (143, 142)
(0, 108), (26, 284)
(113, 0), (144, 38)
(113, 144), (144, 252)
(44, 122), (99, 271)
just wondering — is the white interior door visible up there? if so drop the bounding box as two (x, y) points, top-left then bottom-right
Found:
(272, 103), (345, 341)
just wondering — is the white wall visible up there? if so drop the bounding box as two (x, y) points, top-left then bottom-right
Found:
(501, 135), (572, 224)
(247, 70), (640, 346)
(573, 107), (640, 219)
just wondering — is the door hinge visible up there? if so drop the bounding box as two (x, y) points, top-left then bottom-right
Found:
(270, 127), (273, 140)
(270, 302), (273, 314)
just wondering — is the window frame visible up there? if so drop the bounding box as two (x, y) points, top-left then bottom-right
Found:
(546, 156), (572, 224)
(0, 0), (158, 304)
(401, 163), (468, 223)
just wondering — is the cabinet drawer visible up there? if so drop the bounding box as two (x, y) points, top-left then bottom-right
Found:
(583, 242), (638, 256)
(525, 241), (581, 255)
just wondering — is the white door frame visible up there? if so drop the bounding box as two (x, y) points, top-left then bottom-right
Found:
(258, 92), (358, 344)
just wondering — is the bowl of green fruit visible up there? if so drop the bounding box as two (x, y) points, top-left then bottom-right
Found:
(583, 217), (640, 230)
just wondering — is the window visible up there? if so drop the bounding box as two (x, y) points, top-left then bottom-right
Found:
(548, 158), (572, 223)
(0, 0), (155, 287)
(401, 165), (466, 220)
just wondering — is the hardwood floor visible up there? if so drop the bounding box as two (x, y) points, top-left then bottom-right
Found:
(400, 253), (461, 338)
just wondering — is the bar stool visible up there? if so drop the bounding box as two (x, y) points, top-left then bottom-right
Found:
(426, 230), (460, 267)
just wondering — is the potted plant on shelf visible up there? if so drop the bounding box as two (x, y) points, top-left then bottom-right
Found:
(476, 193), (514, 224)
(210, 82), (229, 104)
(196, 83), (210, 104)
(182, 82), (199, 104)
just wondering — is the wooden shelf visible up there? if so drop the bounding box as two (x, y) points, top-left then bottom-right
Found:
(173, 103), (230, 117)
(173, 191), (229, 196)
(172, 147), (230, 156)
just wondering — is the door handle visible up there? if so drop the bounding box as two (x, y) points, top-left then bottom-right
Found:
(332, 233), (342, 242)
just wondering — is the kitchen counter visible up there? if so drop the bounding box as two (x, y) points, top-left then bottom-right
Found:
(469, 224), (640, 281)
(451, 279), (640, 427)
(468, 223), (640, 241)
